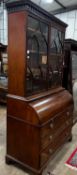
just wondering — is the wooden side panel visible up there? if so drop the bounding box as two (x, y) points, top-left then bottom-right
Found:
(7, 97), (39, 125)
(7, 116), (40, 169)
(8, 11), (27, 96)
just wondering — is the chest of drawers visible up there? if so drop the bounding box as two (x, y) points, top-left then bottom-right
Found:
(6, 88), (73, 175)
(40, 107), (73, 167)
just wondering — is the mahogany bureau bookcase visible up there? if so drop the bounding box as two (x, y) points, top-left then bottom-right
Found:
(6, 1), (73, 175)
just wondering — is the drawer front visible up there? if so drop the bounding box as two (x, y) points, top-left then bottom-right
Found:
(40, 106), (73, 139)
(40, 117), (72, 150)
(40, 126), (71, 167)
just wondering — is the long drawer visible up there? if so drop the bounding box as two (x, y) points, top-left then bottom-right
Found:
(40, 117), (72, 150)
(40, 126), (71, 167)
(40, 106), (73, 139)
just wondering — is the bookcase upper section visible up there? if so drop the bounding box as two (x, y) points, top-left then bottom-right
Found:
(6, 0), (67, 97)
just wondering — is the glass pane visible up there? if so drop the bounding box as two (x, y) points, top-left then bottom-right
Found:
(26, 16), (48, 96)
(71, 51), (77, 82)
(48, 55), (62, 88)
(50, 28), (64, 54)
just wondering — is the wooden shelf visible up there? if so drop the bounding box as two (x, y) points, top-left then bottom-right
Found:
(27, 50), (47, 55)
(27, 50), (63, 56)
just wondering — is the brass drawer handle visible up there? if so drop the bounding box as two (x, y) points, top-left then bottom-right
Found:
(49, 149), (53, 154)
(67, 112), (70, 116)
(50, 123), (54, 129)
(49, 135), (53, 140)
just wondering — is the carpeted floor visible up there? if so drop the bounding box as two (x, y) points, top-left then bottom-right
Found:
(0, 105), (77, 175)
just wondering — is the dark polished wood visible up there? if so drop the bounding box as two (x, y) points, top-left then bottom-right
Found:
(8, 11), (27, 96)
(6, 1), (73, 175)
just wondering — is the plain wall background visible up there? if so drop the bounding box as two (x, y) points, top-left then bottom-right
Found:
(56, 10), (77, 40)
